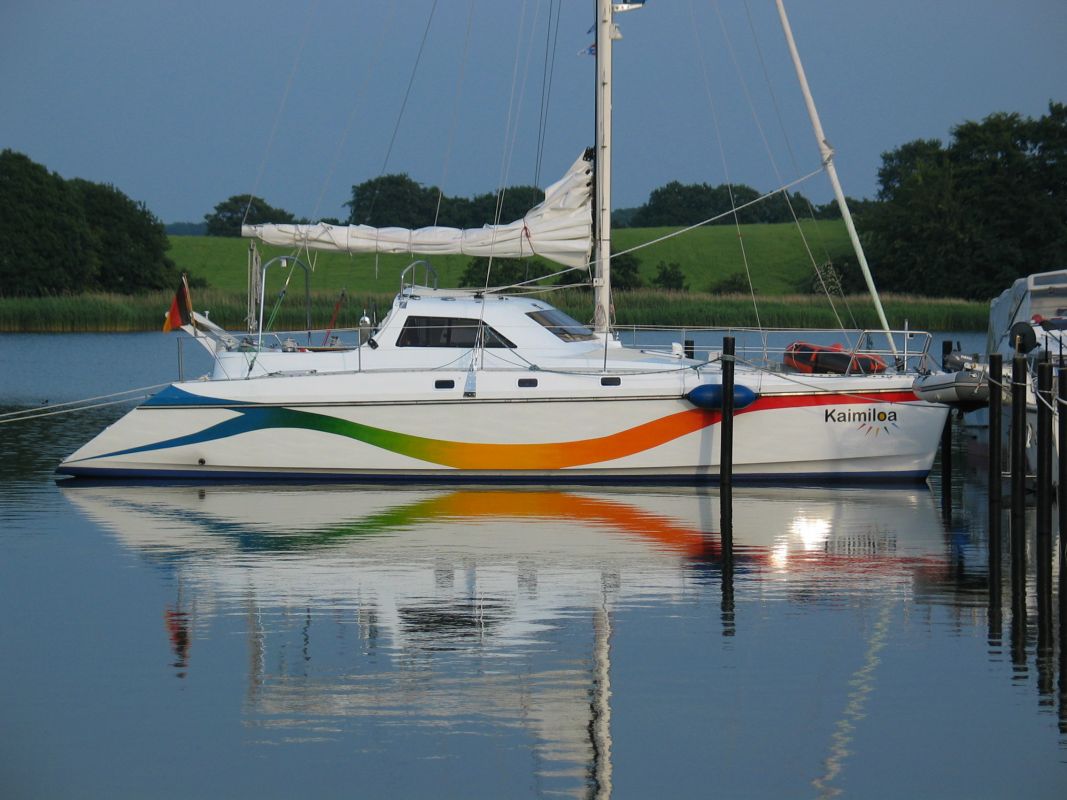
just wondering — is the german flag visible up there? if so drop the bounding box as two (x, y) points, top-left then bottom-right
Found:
(163, 274), (193, 332)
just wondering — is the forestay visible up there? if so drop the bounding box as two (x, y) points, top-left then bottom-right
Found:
(242, 153), (593, 270)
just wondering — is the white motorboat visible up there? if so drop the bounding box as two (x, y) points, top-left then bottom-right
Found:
(57, 1), (949, 483)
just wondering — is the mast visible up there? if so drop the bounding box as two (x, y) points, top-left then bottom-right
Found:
(593, 0), (613, 333)
(775, 0), (898, 356)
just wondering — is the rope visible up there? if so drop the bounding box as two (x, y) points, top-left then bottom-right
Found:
(0, 383), (170, 422)
(612, 169), (825, 260)
(0, 394), (157, 425)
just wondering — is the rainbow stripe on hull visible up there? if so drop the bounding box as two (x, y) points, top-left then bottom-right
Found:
(58, 386), (945, 483)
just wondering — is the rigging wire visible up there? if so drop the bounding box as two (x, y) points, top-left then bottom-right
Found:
(726, 0), (856, 331)
(741, 0), (850, 315)
(481, 0), (534, 291)
(241, 0), (319, 229)
(533, 0), (563, 189)
(688, 0), (765, 350)
(311, 0), (399, 222)
(433, 0), (477, 227)
(367, 0), (440, 222)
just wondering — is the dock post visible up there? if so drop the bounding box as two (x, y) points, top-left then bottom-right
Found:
(940, 411), (953, 519)
(1036, 360), (1054, 691)
(987, 353), (1003, 644)
(685, 339), (695, 360)
(1037, 360), (1053, 538)
(988, 354), (1003, 504)
(720, 337), (735, 531)
(1011, 354), (1027, 530)
(938, 340), (955, 518)
(1060, 369), (1067, 539)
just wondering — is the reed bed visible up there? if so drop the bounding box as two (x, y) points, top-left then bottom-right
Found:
(0, 289), (987, 333)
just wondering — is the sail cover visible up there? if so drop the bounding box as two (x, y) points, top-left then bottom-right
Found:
(242, 153), (593, 270)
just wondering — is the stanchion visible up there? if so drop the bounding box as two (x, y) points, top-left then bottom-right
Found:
(720, 336), (735, 531)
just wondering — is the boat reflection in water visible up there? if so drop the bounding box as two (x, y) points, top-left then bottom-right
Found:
(62, 483), (951, 797)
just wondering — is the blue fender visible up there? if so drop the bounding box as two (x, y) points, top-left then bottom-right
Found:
(685, 383), (758, 410)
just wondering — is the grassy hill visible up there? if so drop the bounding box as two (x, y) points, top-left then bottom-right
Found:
(168, 219), (853, 297)
(0, 221), (987, 332)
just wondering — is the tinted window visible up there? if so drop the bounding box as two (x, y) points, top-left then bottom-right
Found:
(396, 316), (515, 348)
(526, 309), (596, 342)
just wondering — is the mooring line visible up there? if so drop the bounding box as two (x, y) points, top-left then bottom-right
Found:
(0, 383), (168, 424)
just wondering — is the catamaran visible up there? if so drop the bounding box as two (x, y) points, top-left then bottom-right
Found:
(58, 0), (949, 482)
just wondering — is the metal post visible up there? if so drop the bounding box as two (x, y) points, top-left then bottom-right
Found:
(720, 336), (735, 530)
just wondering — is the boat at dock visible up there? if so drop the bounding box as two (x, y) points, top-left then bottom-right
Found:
(982, 268), (1067, 481)
(56, 1), (950, 483)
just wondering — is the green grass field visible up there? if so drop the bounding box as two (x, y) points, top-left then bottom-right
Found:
(0, 222), (987, 332)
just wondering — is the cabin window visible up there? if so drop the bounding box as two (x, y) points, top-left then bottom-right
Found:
(434, 379), (455, 389)
(396, 316), (515, 348)
(526, 309), (597, 342)
(518, 378), (538, 388)
(601, 376), (621, 386)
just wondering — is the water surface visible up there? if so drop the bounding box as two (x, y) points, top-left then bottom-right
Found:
(1, 333), (1063, 799)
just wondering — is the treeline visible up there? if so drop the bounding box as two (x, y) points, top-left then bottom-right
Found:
(615, 183), (842, 228)
(863, 101), (1067, 300)
(204, 178), (547, 236)
(7, 101), (1064, 302)
(0, 150), (175, 296)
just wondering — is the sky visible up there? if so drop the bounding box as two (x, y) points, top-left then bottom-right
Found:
(2, 0), (1064, 224)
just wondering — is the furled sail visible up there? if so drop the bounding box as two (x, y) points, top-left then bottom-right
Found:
(242, 152), (593, 270)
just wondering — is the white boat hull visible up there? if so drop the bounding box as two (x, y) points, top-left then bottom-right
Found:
(58, 374), (948, 482)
